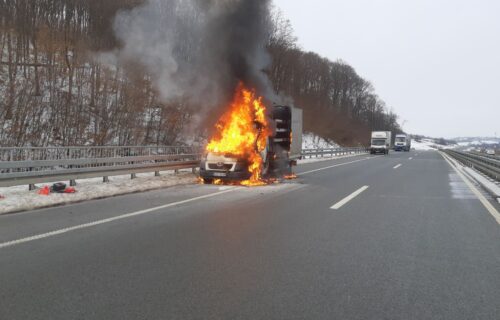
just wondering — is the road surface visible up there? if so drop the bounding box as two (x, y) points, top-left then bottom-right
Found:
(1, 151), (499, 319)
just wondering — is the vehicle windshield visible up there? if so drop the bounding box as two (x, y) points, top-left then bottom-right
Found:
(396, 137), (406, 142)
(372, 139), (386, 146)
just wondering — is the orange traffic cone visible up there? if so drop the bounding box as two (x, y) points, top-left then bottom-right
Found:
(37, 186), (50, 196)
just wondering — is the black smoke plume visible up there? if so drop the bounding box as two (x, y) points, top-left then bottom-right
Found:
(104, 0), (275, 118)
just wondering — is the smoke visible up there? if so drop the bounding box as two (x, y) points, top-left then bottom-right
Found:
(106, 0), (275, 113)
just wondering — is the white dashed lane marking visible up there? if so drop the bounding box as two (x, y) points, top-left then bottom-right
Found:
(0, 189), (238, 250)
(331, 186), (370, 210)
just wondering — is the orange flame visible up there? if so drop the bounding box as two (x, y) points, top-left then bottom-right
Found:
(206, 83), (271, 186)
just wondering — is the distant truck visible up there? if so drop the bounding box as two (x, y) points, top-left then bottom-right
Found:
(370, 131), (392, 155)
(200, 106), (303, 183)
(394, 134), (411, 152)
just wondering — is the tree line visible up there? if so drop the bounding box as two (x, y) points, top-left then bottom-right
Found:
(267, 11), (401, 145)
(0, 0), (401, 147)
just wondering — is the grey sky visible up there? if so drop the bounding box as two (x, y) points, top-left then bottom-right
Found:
(273, 0), (500, 138)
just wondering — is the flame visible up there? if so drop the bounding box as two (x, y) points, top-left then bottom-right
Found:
(206, 83), (271, 186)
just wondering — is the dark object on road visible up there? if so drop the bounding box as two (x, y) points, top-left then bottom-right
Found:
(49, 183), (77, 194)
(51, 183), (67, 193)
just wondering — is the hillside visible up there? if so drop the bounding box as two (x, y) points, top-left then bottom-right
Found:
(0, 1), (401, 147)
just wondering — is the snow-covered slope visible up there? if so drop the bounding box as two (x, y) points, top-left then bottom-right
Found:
(456, 138), (500, 147)
(411, 139), (457, 151)
(302, 133), (339, 149)
(411, 140), (437, 151)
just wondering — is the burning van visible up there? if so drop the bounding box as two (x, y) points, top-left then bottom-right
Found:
(200, 85), (302, 185)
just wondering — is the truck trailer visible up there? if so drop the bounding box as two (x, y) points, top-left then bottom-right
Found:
(370, 131), (392, 155)
(394, 134), (411, 152)
(200, 106), (303, 183)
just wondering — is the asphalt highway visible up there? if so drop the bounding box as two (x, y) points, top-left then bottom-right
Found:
(1, 151), (499, 319)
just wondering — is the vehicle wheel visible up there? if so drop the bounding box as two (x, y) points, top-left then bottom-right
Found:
(203, 178), (214, 185)
(261, 156), (273, 178)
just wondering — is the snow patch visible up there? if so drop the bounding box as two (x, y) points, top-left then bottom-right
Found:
(302, 133), (339, 149)
(412, 139), (457, 151)
(0, 171), (197, 215)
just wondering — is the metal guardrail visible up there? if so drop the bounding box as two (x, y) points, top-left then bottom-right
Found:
(444, 150), (500, 182)
(302, 147), (368, 158)
(0, 146), (368, 188)
(0, 146), (202, 188)
(470, 151), (500, 161)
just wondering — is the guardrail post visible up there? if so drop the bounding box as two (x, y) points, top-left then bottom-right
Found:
(155, 171), (160, 177)
(70, 179), (77, 187)
(103, 176), (109, 183)
(131, 173), (137, 179)
(29, 184), (36, 191)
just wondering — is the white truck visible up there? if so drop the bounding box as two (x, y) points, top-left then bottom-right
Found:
(200, 106), (303, 183)
(370, 131), (392, 155)
(394, 134), (411, 152)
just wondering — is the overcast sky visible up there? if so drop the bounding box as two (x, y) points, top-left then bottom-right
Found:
(273, 0), (500, 138)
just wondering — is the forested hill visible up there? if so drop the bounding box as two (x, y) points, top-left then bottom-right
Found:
(267, 13), (402, 145)
(0, 0), (401, 147)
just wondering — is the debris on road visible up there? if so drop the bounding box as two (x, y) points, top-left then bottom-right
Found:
(0, 171), (197, 215)
(63, 187), (77, 194)
(37, 186), (51, 196)
(49, 183), (77, 194)
(50, 182), (67, 193)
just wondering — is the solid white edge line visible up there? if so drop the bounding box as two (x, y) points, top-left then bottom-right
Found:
(394, 164), (402, 169)
(0, 188), (238, 249)
(441, 152), (500, 225)
(297, 157), (373, 176)
(331, 186), (370, 210)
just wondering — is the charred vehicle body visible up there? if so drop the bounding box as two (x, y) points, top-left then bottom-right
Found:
(200, 106), (303, 183)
